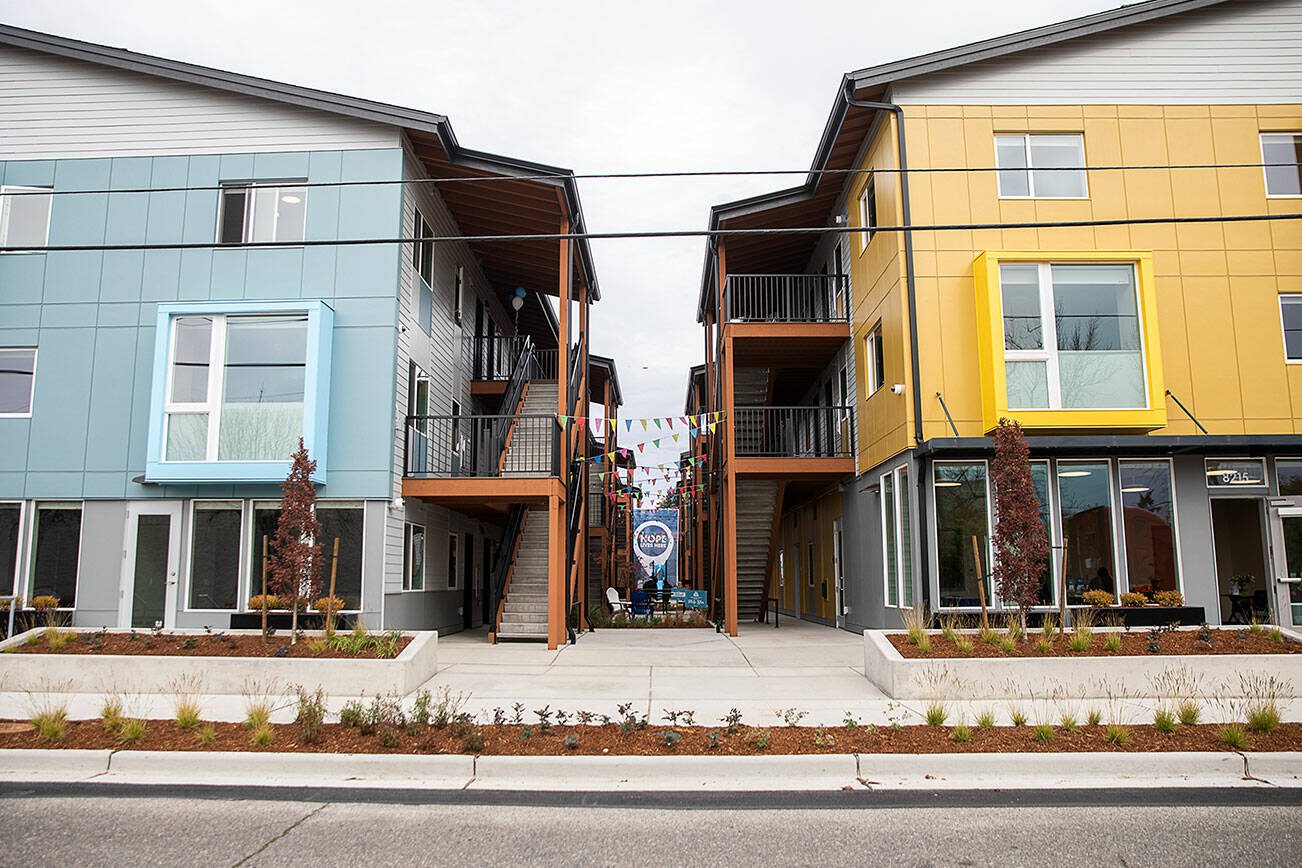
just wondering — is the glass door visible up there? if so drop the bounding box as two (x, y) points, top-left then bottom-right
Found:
(1279, 508), (1302, 627)
(119, 502), (182, 628)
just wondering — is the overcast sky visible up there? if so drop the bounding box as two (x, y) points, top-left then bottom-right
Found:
(1, 0), (1120, 498)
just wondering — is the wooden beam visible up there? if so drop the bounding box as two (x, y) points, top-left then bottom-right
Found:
(722, 330), (739, 637)
(732, 456), (856, 478)
(401, 475), (563, 504)
(547, 492), (565, 649)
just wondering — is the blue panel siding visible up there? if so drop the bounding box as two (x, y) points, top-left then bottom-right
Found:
(0, 147), (405, 502)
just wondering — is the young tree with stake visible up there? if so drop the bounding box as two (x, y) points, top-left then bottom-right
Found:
(267, 439), (322, 644)
(990, 418), (1050, 632)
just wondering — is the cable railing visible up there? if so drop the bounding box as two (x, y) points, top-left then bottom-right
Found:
(732, 405), (855, 458)
(404, 413), (561, 477)
(724, 274), (850, 323)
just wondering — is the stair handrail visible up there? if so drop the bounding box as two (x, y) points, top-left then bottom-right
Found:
(564, 457), (584, 644)
(493, 336), (536, 467)
(566, 343), (583, 414)
(489, 504), (527, 638)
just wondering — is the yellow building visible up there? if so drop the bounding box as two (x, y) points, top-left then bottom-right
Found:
(696, 0), (1302, 632)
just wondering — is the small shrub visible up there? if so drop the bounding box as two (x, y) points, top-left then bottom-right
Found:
(196, 725), (216, 745)
(951, 724), (971, 744)
(901, 604), (930, 648)
(100, 694), (125, 733)
(241, 678), (281, 731)
(842, 711), (861, 729)
(563, 734), (580, 751)
(1248, 618), (1263, 635)
(1086, 706), (1103, 727)
(1120, 592), (1148, 608)
(45, 628), (72, 650)
(1217, 724), (1249, 750)
(997, 636), (1018, 655)
(976, 709), (996, 729)
(1153, 708), (1178, 733)
(1040, 614), (1058, 639)
(1177, 700), (1201, 726)
(1268, 627), (1285, 644)
(1146, 629), (1163, 654)
(924, 702), (948, 727)
(1009, 706), (1028, 727)
(293, 686), (326, 744)
(978, 625), (999, 646)
(247, 594), (281, 610)
(377, 727), (400, 748)
(1082, 590), (1114, 608)
(914, 633), (932, 654)
(339, 699), (364, 728)
(30, 595), (60, 612)
(939, 614), (961, 644)
(954, 636), (975, 654)
(778, 707), (809, 727)
(31, 707), (67, 742)
(1247, 705), (1281, 733)
(519, 725), (533, 740)
(176, 700), (202, 731)
(1059, 712), (1079, 732)
(305, 638), (328, 655)
(706, 730), (720, 749)
(1104, 724), (1129, 746)
(1103, 633), (1123, 653)
(751, 728), (771, 750)
(460, 728), (485, 753)
(661, 730), (682, 749)
(813, 727), (836, 748)
(251, 724), (275, 748)
(1031, 724), (1055, 744)
(118, 718), (147, 745)
(1004, 619), (1025, 643)
(1197, 622), (1214, 647)
(1153, 590), (1184, 607)
(1067, 631), (1092, 653)
(722, 708), (743, 734)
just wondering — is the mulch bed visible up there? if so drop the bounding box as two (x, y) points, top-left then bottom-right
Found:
(2, 720), (1299, 755)
(890, 629), (1299, 659)
(5, 632), (410, 659)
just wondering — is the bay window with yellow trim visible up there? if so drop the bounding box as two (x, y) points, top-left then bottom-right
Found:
(973, 251), (1165, 432)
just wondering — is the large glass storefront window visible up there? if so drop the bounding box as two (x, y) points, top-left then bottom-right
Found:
(316, 502), (364, 609)
(0, 503), (19, 596)
(1058, 461), (1115, 604)
(1119, 461), (1179, 596)
(190, 502), (241, 609)
(1029, 461), (1055, 606)
(935, 463), (989, 608)
(29, 503), (81, 606)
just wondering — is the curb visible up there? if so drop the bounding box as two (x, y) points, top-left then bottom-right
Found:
(0, 750), (1297, 791)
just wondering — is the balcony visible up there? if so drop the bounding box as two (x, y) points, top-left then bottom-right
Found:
(731, 405), (856, 479)
(405, 414), (560, 478)
(466, 335), (559, 382)
(724, 274), (849, 323)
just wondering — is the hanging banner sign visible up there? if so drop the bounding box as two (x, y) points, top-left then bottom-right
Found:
(631, 508), (679, 587)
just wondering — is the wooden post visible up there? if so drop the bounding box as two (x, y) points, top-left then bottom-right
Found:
(1058, 535), (1070, 631)
(326, 536), (340, 640)
(972, 534), (989, 631)
(260, 535), (269, 642)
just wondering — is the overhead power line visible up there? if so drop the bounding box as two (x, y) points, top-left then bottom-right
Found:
(3, 211), (1300, 253)
(2, 162), (1294, 197)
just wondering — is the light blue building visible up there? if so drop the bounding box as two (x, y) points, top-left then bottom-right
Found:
(0, 24), (604, 636)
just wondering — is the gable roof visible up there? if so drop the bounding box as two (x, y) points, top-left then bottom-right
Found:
(0, 22), (599, 300)
(697, 0), (1232, 319)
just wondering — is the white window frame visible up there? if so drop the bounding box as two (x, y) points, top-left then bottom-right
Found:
(185, 499), (247, 613)
(857, 177), (875, 252)
(215, 181), (307, 245)
(1261, 132), (1302, 199)
(1055, 458), (1122, 597)
(1, 500), (26, 598)
(881, 465), (913, 609)
(1001, 262), (1149, 411)
(403, 521), (426, 592)
(413, 209), (435, 288)
(932, 460), (993, 613)
(24, 500), (84, 611)
(995, 133), (1088, 199)
(1280, 294), (1302, 363)
(0, 347), (37, 418)
(864, 324), (883, 397)
(161, 313), (308, 463)
(0, 185), (53, 251)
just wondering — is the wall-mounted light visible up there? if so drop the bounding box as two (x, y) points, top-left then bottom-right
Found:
(891, 383), (905, 395)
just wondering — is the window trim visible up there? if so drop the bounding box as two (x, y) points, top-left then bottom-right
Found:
(0, 185), (53, 252)
(994, 133), (1089, 200)
(1205, 457), (1268, 490)
(24, 500), (84, 611)
(403, 521), (427, 592)
(864, 323), (884, 398)
(857, 177), (876, 253)
(974, 250), (1166, 433)
(0, 347), (37, 418)
(881, 465), (913, 609)
(215, 180), (308, 246)
(1, 500), (25, 598)
(1280, 294), (1302, 363)
(1118, 457), (1184, 597)
(1260, 132), (1302, 199)
(185, 499), (247, 613)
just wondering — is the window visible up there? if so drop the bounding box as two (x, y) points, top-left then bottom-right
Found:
(28, 502), (81, 607)
(934, 463), (988, 608)
(864, 324), (884, 397)
(164, 313), (308, 462)
(995, 134), (1087, 198)
(448, 532), (459, 590)
(217, 182), (306, 244)
(413, 211), (434, 334)
(1000, 262), (1145, 410)
(403, 522), (425, 591)
(454, 265), (465, 325)
(1281, 295), (1302, 361)
(0, 186), (52, 250)
(857, 177), (876, 251)
(0, 348), (36, 416)
(1119, 460), (1180, 596)
(1058, 461), (1115, 604)
(881, 466), (913, 607)
(315, 502), (364, 609)
(1, 502), (20, 597)
(1261, 133), (1302, 197)
(1205, 458), (1266, 488)
(190, 501), (241, 610)
(1278, 460), (1302, 496)
(1028, 461), (1056, 606)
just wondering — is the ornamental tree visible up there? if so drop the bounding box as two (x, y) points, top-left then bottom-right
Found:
(267, 439), (322, 644)
(990, 418), (1050, 631)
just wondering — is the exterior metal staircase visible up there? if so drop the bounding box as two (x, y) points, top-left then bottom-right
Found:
(735, 479), (779, 621)
(496, 508), (550, 641)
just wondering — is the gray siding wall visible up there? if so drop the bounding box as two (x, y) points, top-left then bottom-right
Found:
(892, 0), (1302, 105)
(0, 43), (399, 159)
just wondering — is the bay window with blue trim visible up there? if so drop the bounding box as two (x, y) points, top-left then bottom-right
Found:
(145, 301), (334, 484)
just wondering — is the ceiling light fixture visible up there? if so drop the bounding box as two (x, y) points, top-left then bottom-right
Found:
(280, 194), (301, 204)
(1059, 470), (1091, 478)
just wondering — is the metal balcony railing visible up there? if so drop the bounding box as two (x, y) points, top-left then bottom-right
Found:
(724, 274), (850, 323)
(404, 414), (560, 477)
(732, 405), (855, 458)
(465, 336), (560, 381)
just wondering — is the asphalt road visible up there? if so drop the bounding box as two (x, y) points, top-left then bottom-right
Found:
(0, 785), (1298, 867)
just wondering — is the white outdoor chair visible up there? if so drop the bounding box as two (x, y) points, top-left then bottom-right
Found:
(606, 586), (632, 618)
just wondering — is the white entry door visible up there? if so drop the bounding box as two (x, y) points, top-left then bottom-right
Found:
(118, 502), (182, 628)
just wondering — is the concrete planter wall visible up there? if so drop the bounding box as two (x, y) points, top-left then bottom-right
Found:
(0, 628), (438, 696)
(863, 628), (1302, 700)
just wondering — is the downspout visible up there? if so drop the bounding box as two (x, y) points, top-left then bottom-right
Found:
(843, 86), (931, 612)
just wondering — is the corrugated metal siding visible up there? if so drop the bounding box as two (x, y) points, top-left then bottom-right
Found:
(0, 43), (398, 159)
(893, 0), (1302, 105)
